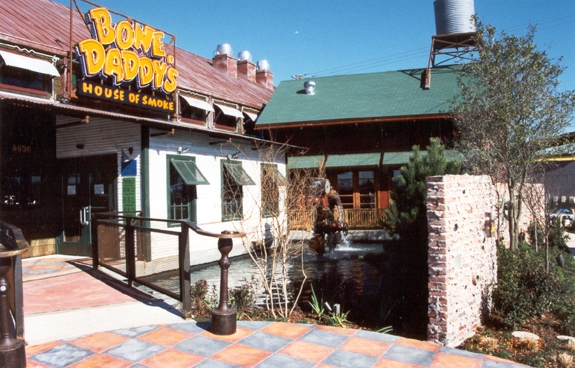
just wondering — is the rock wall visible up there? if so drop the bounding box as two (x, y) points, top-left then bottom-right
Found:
(426, 175), (498, 347)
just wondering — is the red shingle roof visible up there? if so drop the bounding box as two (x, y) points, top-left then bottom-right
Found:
(0, 0), (273, 109)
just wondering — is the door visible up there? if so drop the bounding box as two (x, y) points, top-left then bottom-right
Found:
(58, 154), (117, 256)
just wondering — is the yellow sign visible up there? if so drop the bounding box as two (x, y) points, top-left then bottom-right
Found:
(77, 80), (174, 113)
(75, 7), (178, 94)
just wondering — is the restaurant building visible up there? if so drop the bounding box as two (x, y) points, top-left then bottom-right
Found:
(0, 0), (281, 264)
(255, 67), (461, 229)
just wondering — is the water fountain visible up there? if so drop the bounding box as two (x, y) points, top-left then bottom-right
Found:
(307, 178), (349, 255)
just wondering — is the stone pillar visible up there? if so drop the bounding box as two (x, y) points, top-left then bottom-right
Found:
(427, 175), (497, 347)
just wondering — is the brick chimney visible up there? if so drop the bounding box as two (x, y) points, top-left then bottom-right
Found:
(238, 59), (256, 82)
(256, 69), (274, 90)
(212, 54), (237, 78)
(256, 60), (273, 90)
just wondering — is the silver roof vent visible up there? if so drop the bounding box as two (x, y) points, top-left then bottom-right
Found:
(304, 80), (316, 95)
(238, 50), (252, 62)
(256, 59), (270, 71)
(215, 43), (233, 56)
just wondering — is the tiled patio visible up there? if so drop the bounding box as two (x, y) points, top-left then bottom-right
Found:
(22, 256), (528, 367)
(26, 321), (528, 368)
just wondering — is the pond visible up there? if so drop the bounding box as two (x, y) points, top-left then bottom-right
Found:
(143, 238), (428, 338)
(187, 241), (383, 294)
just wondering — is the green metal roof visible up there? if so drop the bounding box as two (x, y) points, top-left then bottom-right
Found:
(325, 153), (381, 168)
(382, 152), (413, 165)
(287, 155), (325, 169)
(382, 149), (463, 166)
(256, 66), (460, 127)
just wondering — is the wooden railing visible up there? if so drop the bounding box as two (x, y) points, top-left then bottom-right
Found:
(288, 208), (386, 230)
(344, 208), (386, 229)
(288, 210), (315, 231)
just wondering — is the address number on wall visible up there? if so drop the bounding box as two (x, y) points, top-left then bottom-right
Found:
(12, 144), (31, 153)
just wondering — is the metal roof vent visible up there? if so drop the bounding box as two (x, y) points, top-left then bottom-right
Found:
(304, 80), (316, 95)
(238, 51), (252, 62)
(215, 43), (233, 56)
(256, 60), (270, 71)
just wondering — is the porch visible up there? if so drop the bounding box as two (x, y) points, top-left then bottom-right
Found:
(288, 208), (386, 231)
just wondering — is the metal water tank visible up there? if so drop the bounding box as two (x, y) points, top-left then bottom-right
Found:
(238, 50), (252, 62)
(215, 43), (233, 56)
(433, 0), (476, 35)
(256, 60), (270, 71)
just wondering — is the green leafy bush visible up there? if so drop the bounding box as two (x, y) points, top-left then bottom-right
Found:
(492, 243), (575, 332)
(528, 220), (569, 251)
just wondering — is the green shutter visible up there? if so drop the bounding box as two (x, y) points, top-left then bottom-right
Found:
(223, 161), (255, 185)
(170, 159), (210, 185)
(272, 166), (286, 186)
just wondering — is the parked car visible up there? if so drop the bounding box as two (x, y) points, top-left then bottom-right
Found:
(550, 208), (575, 228)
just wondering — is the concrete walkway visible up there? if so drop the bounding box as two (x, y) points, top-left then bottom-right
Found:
(22, 256), (527, 367)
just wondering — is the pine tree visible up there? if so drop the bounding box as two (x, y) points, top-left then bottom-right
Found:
(384, 137), (462, 245)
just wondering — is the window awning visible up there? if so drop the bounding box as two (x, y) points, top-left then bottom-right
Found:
(214, 103), (243, 119)
(381, 150), (464, 166)
(324, 153), (381, 168)
(223, 161), (255, 185)
(287, 155), (325, 169)
(0, 50), (60, 77)
(264, 165), (286, 186)
(381, 152), (413, 165)
(180, 95), (214, 112)
(243, 111), (258, 121)
(170, 159), (210, 185)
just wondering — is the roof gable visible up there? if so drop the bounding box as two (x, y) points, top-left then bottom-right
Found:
(256, 66), (461, 127)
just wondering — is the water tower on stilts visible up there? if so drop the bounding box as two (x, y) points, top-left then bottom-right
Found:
(425, 0), (479, 89)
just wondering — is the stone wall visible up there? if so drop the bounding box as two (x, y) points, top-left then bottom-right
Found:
(427, 175), (498, 347)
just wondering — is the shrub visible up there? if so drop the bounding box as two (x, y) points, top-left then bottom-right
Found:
(527, 220), (569, 251)
(230, 276), (259, 314)
(492, 243), (575, 332)
(190, 279), (217, 317)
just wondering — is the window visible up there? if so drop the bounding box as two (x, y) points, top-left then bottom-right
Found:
(0, 66), (51, 92)
(222, 160), (255, 221)
(358, 171), (375, 208)
(214, 104), (242, 131)
(181, 104), (207, 122)
(179, 96), (211, 123)
(2, 166), (43, 209)
(335, 170), (375, 209)
(167, 156), (209, 222)
(261, 163), (285, 218)
(337, 171), (354, 209)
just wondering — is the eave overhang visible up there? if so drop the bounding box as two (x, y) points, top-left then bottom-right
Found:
(255, 113), (453, 130)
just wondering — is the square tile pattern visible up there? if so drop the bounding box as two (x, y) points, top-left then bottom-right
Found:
(27, 321), (530, 368)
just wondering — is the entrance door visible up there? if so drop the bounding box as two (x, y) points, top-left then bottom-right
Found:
(58, 154), (117, 256)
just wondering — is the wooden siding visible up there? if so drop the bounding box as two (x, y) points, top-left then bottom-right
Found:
(148, 130), (287, 265)
(56, 116), (142, 214)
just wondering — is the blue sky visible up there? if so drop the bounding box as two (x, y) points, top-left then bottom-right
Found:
(54, 0), (574, 91)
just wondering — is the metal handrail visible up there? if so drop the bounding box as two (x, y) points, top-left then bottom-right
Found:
(91, 212), (245, 331)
